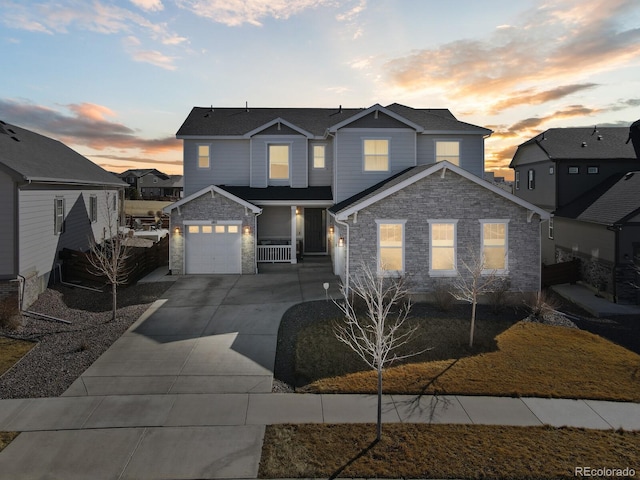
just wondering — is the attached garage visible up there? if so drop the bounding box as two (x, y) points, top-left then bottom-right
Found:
(185, 222), (242, 274)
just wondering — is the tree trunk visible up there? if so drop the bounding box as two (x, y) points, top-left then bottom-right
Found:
(111, 282), (117, 322)
(376, 366), (382, 441)
(469, 300), (476, 347)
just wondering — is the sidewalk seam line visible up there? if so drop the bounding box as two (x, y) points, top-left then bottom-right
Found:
(582, 399), (615, 429)
(117, 427), (148, 480)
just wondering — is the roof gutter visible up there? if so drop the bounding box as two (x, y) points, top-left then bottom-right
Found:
(23, 177), (127, 188)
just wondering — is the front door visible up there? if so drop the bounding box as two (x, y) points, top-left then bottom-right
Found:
(304, 208), (325, 253)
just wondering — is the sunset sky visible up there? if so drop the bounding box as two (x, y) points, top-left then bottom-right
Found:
(1, 0), (639, 179)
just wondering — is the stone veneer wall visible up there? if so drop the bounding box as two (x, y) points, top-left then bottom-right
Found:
(168, 191), (258, 275)
(343, 170), (542, 294)
(556, 246), (615, 298)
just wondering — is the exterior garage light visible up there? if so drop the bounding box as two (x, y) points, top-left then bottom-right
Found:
(243, 225), (251, 235)
(174, 226), (181, 234)
(338, 236), (345, 247)
(329, 225), (334, 234)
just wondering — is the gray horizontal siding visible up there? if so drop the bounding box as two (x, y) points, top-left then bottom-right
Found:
(308, 140), (333, 187)
(335, 129), (416, 203)
(18, 187), (120, 278)
(0, 173), (16, 276)
(184, 139), (250, 196)
(417, 135), (484, 177)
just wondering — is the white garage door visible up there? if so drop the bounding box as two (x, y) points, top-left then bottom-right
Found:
(185, 224), (242, 274)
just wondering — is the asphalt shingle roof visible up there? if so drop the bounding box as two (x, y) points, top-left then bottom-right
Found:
(554, 171), (640, 225)
(520, 127), (637, 160)
(176, 104), (491, 137)
(218, 185), (332, 202)
(0, 121), (125, 186)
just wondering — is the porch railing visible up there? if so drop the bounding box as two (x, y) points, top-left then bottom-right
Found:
(257, 245), (292, 263)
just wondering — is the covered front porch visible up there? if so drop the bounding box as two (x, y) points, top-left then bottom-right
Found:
(256, 205), (332, 264)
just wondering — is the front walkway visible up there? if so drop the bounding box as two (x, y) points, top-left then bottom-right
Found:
(0, 262), (639, 479)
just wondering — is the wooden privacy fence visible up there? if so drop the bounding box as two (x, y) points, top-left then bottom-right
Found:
(59, 235), (169, 286)
(541, 258), (581, 287)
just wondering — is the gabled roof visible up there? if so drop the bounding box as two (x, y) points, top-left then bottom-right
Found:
(0, 121), (126, 187)
(554, 171), (640, 225)
(511, 127), (637, 167)
(163, 185), (261, 214)
(329, 161), (549, 221)
(327, 104), (425, 133)
(176, 104), (491, 138)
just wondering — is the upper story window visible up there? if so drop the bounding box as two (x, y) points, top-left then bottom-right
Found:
(527, 169), (535, 189)
(549, 166), (554, 175)
(481, 221), (508, 273)
(54, 197), (65, 235)
(515, 171), (520, 190)
(198, 145), (210, 169)
(269, 144), (290, 180)
(312, 145), (326, 169)
(435, 141), (460, 166)
(377, 220), (405, 274)
(429, 220), (457, 275)
(89, 195), (97, 223)
(112, 193), (117, 212)
(568, 166), (579, 174)
(587, 166), (599, 174)
(363, 139), (389, 172)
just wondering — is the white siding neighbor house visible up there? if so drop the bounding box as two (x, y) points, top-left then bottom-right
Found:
(0, 121), (126, 308)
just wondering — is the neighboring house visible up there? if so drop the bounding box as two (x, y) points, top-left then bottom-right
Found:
(165, 103), (548, 295)
(510, 126), (640, 303)
(0, 121), (126, 308)
(118, 169), (183, 199)
(552, 172), (640, 304)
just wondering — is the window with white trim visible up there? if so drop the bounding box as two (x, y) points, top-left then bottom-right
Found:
(548, 217), (554, 240)
(481, 221), (508, 273)
(527, 169), (535, 189)
(269, 144), (290, 180)
(435, 141), (460, 166)
(363, 139), (389, 171)
(54, 197), (65, 235)
(429, 221), (457, 275)
(312, 145), (325, 169)
(515, 171), (520, 190)
(89, 195), (97, 223)
(587, 166), (599, 174)
(377, 221), (404, 273)
(198, 145), (210, 169)
(568, 166), (579, 174)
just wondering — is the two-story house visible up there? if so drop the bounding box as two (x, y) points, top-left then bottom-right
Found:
(0, 121), (126, 308)
(165, 103), (548, 295)
(510, 126), (640, 304)
(119, 169), (183, 199)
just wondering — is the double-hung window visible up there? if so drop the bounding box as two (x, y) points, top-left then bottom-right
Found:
(269, 144), (290, 180)
(198, 145), (210, 169)
(435, 141), (460, 166)
(54, 197), (65, 235)
(481, 220), (508, 273)
(312, 145), (326, 169)
(429, 220), (457, 275)
(527, 169), (535, 189)
(363, 139), (389, 171)
(89, 195), (98, 223)
(377, 220), (405, 274)
(515, 171), (520, 190)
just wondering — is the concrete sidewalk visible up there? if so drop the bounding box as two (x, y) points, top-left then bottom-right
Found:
(1, 261), (639, 480)
(552, 283), (640, 317)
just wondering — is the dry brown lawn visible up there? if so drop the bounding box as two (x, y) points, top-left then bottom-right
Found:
(300, 321), (640, 401)
(259, 424), (640, 479)
(123, 200), (172, 216)
(0, 337), (35, 376)
(0, 432), (18, 453)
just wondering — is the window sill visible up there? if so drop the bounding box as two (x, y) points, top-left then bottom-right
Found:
(429, 270), (458, 277)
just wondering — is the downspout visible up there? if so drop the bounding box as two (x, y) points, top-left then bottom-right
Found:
(334, 216), (350, 294)
(607, 225), (621, 303)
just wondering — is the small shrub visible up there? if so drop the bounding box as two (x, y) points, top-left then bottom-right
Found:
(525, 290), (561, 320)
(432, 283), (454, 312)
(0, 294), (22, 331)
(486, 278), (511, 314)
(147, 210), (154, 216)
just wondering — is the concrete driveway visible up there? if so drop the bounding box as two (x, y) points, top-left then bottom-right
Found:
(65, 259), (341, 397)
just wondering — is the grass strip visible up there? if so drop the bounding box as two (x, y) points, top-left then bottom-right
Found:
(0, 337), (35, 377)
(259, 423), (640, 479)
(302, 322), (640, 401)
(0, 432), (19, 452)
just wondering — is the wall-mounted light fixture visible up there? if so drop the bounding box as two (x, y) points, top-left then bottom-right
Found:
(329, 225), (334, 234)
(243, 225), (251, 235)
(295, 207), (300, 215)
(174, 226), (181, 234)
(338, 236), (345, 247)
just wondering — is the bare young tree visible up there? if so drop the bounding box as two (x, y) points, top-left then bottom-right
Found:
(87, 191), (130, 322)
(333, 262), (424, 441)
(451, 249), (504, 347)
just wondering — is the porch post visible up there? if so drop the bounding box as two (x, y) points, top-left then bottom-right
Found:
(290, 205), (297, 264)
